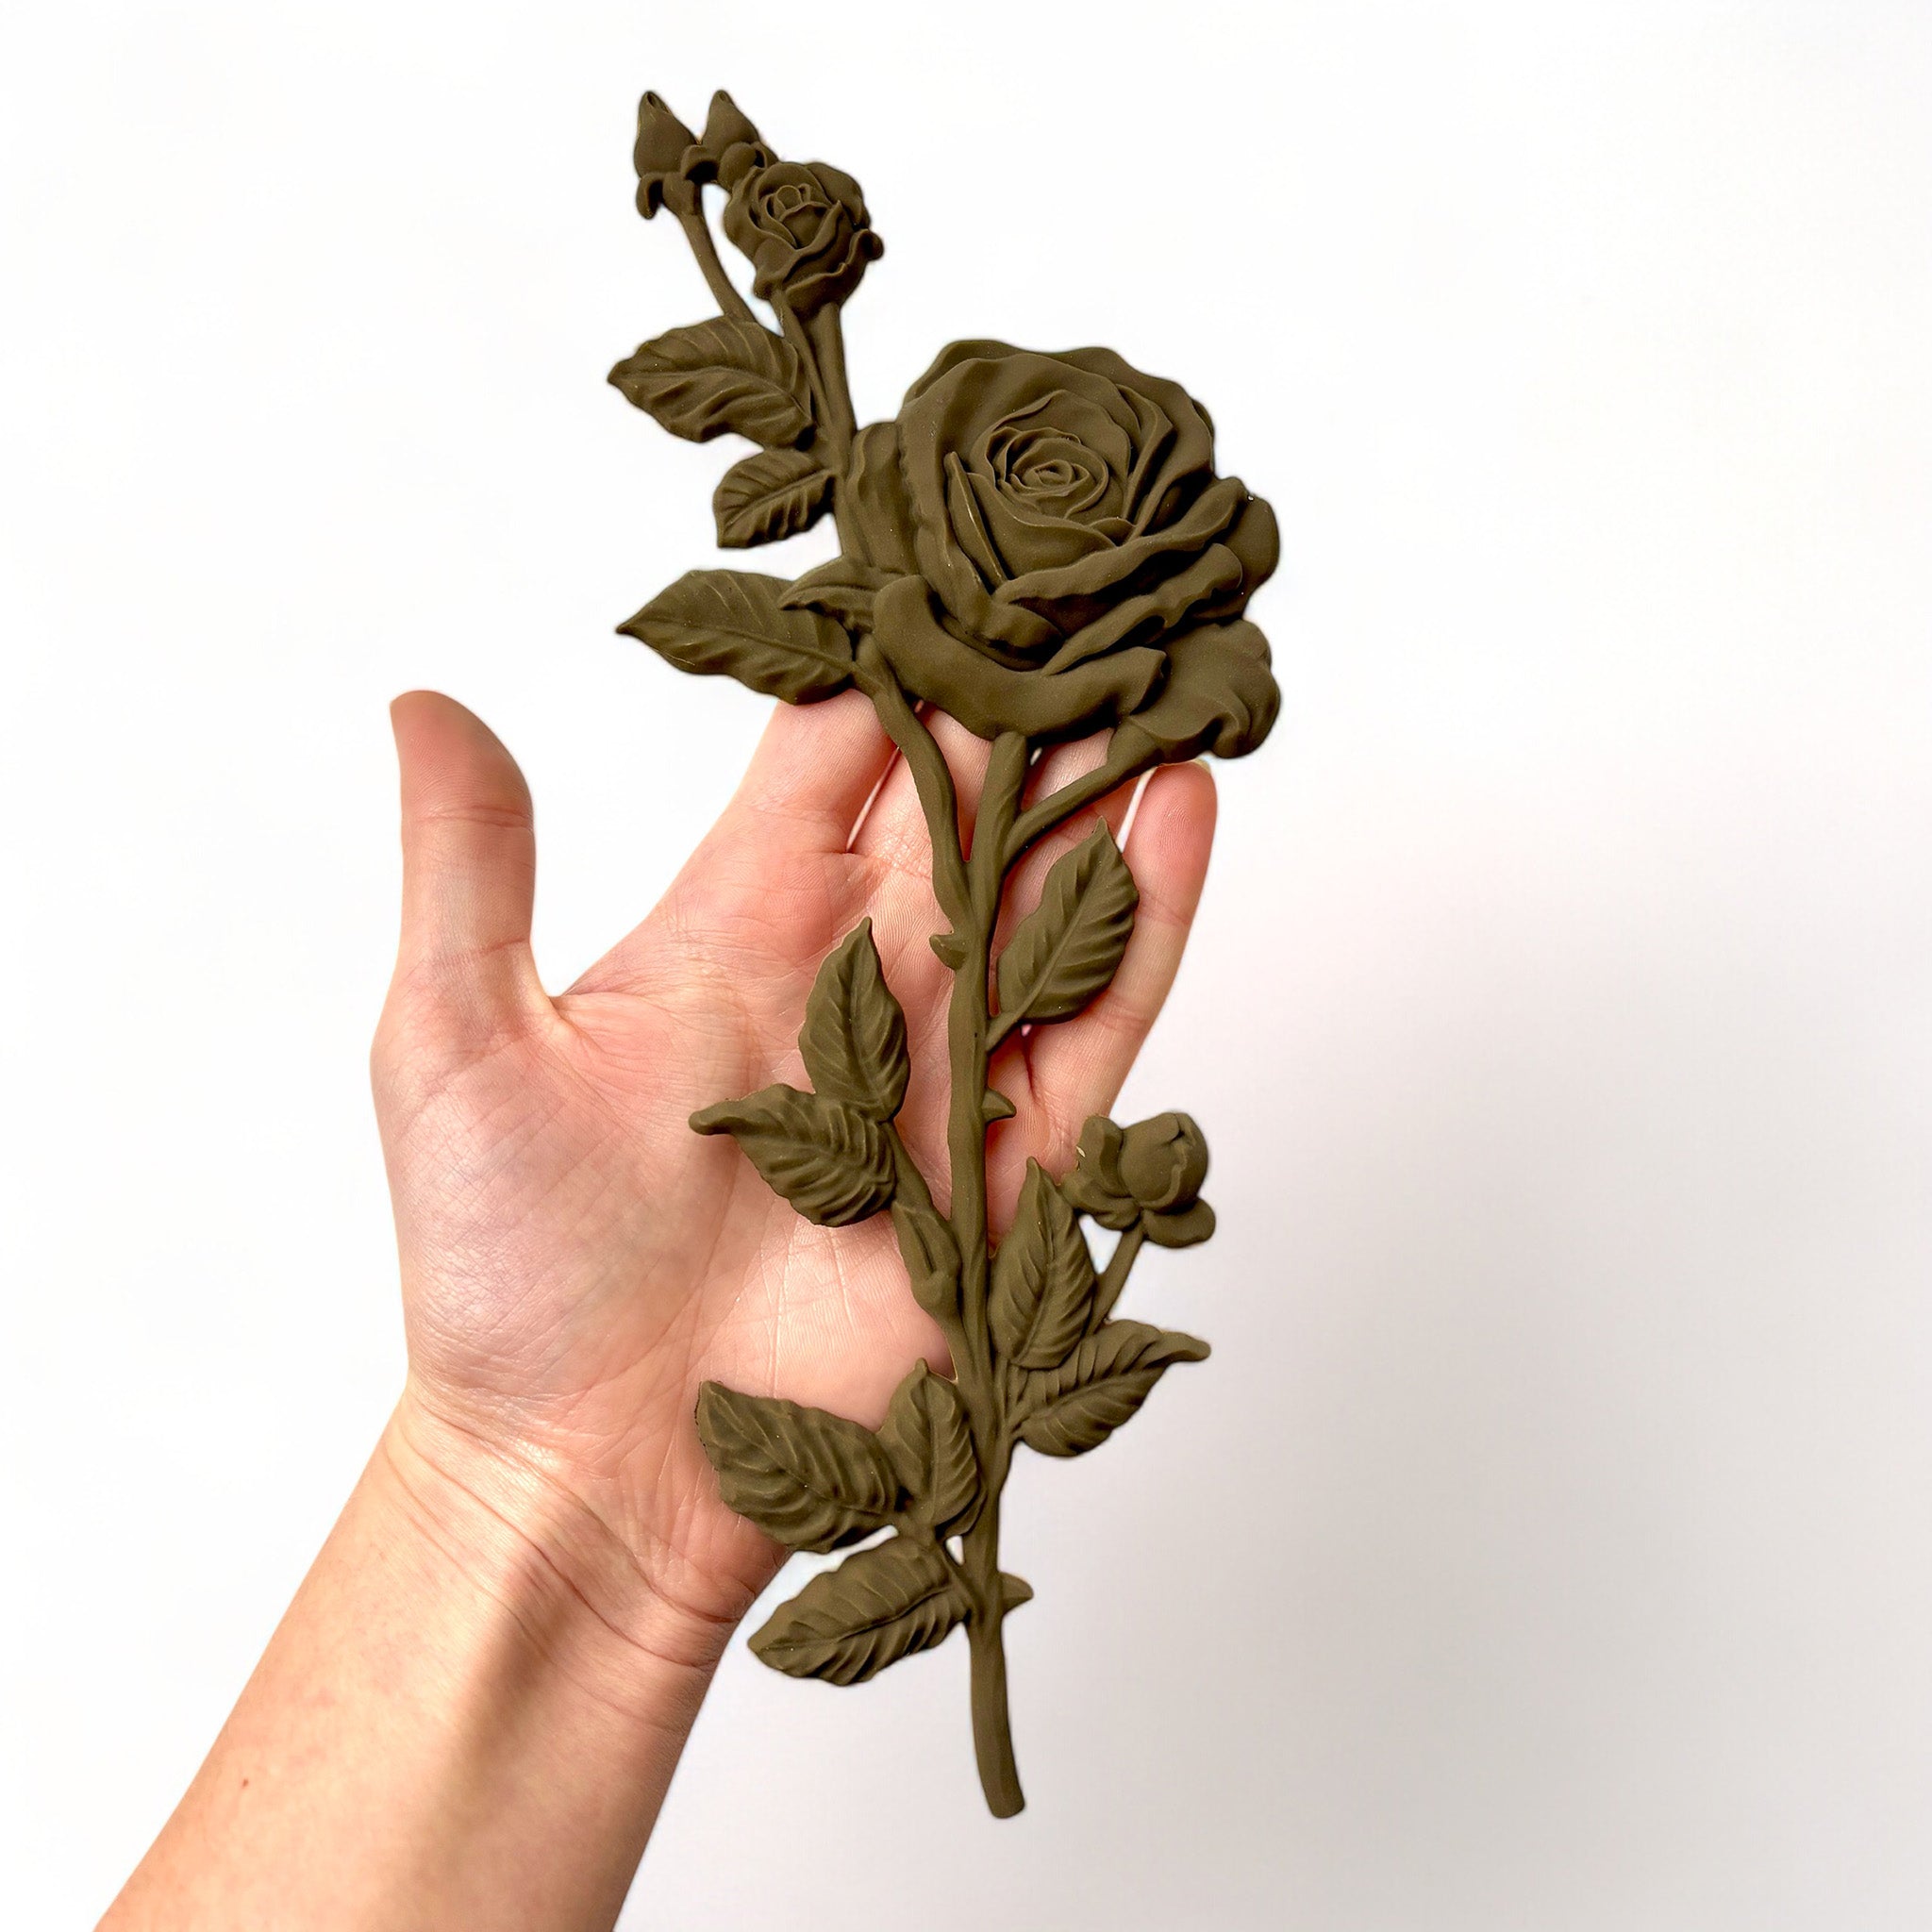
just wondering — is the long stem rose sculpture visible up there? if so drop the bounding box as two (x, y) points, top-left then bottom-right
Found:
(614, 91), (1279, 1817)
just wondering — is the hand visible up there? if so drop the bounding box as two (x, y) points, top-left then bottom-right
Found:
(375, 687), (1217, 1657)
(105, 688), (1219, 1930)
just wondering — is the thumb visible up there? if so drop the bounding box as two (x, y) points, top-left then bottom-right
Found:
(388, 691), (545, 1029)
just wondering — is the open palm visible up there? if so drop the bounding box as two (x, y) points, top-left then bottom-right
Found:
(374, 687), (1215, 1644)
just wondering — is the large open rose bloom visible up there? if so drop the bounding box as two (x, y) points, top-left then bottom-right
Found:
(841, 341), (1281, 752)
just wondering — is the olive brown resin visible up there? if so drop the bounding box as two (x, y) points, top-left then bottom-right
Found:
(612, 89), (1280, 1818)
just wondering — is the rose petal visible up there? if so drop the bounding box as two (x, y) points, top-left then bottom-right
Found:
(1000, 475), (1246, 612)
(747, 239), (793, 304)
(872, 577), (1163, 741)
(1063, 1117), (1134, 1225)
(1049, 346), (1215, 505)
(1117, 388), (1178, 530)
(785, 229), (880, 314)
(1039, 542), (1245, 675)
(1143, 1200), (1216, 1249)
(902, 338), (1024, 404)
(780, 199), (830, 249)
(1114, 617), (1280, 762)
(1061, 1174), (1137, 1230)
(1120, 1112), (1208, 1210)
(906, 344), (1148, 446)
(976, 387), (1135, 491)
(846, 424), (921, 576)
(985, 424), (1117, 519)
(1084, 1115), (1125, 1178)
(944, 455), (1012, 589)
(1223, 491), (1281, 597)
(969, 466), (1113, 582)
(808, 159), (872, 223)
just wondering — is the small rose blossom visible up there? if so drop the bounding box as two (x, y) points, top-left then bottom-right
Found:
(723, 159), (883, 316)
(1061, 1113), (1215, 1249)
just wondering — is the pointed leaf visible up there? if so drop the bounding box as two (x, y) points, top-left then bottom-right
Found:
(621, 570), (854, 705)
(713, 447), (835, 548)
(691, 1083), (894, 1224)
(989, 1161), (1096, 1369)
(695, 1383), (895, 1553)
(994, 824), (1138, 1029)
(750, 1536), (967, 1685)
(608, 317), (813, 447)
(877, 1362), (979, 1534)
(799, 919), (908, 1119)
(1011, 1320), (1210, 1457)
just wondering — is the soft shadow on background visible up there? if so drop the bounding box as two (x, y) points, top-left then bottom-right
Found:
(2, 3), (1927, 1926)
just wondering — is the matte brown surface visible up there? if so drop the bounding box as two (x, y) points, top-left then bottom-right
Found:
(612, 88), (1278, 1817)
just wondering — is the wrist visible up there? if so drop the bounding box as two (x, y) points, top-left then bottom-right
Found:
(379, 1391), (743, 1712)
(106, 1397), (737, 1929)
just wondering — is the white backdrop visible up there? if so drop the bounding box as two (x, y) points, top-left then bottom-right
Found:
(4, 3), (1929, 1925)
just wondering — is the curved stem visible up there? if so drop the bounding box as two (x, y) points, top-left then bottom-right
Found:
(944, 900), (995, 1388)
(964, 1494), (1024, 1817)
(1090, 1220), (1147, 1328)
(855, 640), (971, 924)
(768, 293), (863, 547)
(804, 305), (870, 558)
(673, 201), (867, 557)
(774, 295), (842, 463)
(944, 731), (1033, 1817)
(973, 733), (1031, 917)
(675, 204), (755, 325)
(1005, 732), (1158, 871)
(858, 700), (1036, 1817)
(807, 306), (860, 451)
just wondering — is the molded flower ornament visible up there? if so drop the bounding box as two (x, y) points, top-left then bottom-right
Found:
(610, 94), (1277, 1818)
(1061, 1112), (1216, 1248)
(818, 341), (1280, 751)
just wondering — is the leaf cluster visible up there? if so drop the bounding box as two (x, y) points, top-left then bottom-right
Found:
(691, 889), (1207, 1687)
(690, 920), (908, 1224)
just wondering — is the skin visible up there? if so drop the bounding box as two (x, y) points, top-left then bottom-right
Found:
(102, 686), (1216, 1931)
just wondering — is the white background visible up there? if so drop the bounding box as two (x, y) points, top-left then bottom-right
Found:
(3, 3), (1929, 1925)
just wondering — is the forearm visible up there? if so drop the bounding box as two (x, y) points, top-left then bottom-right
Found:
(104, 1399), (733, 1932)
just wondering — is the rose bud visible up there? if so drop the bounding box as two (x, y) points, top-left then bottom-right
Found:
(1062, 1113), (1215, 1249)
(686, 90), (770, 190)
(1120, 1114), (1209, 1213)
(633, 92), (698, 219)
